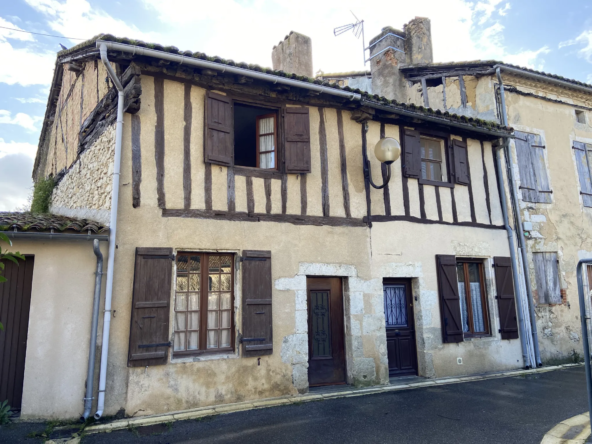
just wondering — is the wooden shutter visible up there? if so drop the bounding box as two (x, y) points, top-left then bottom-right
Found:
(403, 129), (421, 178)
(284, 107), (311, 173)
(128, 248), (173, 367)
(241, 250), (273, 357)
(529, 133), (552, 203)
(453, 139), (470, 185)
(514, 131), (552, 203)
(533, 252), (561, 305)
(573, 141), (592, 207)
(436, 255), (464, 343)
(493, 256), (519, 340)
(205, 91), (233, 166)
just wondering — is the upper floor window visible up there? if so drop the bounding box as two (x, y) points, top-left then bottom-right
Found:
(420, 136), (448, 182)
(514, 131), (552, 204)
(576, 109), (587, 124)
(205, 91), (311, 174)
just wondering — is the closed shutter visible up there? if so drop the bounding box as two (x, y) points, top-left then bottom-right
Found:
(453, 139), (470, 185)
(403, 129), (421, 178)
(284, 107), (311, 173)
(573, 141), (592, 207)
(533, 252), (561, 305)
(241, 250), (273, 357)
(128, 248), (173, 367)
(493, 256), (519, 340)
(514, 131), (552, 203)
(205, 91), (233, 166)
(436, 255), (464, 343)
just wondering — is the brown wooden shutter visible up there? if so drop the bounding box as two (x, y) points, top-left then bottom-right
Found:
(453, 139), (470, 185)
(403, 129), (421, 178)
(436, 255), (464, 343)
(284, 107), (311, 173)
(573, 141), (592, 207)
(128, 248), (173, 367)
(493, 256), (519, 340)
(241, 250), (273, 357)
(205, 91), (233, 166)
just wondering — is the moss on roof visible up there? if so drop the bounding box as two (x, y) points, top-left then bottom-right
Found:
(0, 212), (108, 234)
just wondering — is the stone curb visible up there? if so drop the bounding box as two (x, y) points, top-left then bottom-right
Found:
(84, 362), (583, 436)
(541, 412), (590, 444)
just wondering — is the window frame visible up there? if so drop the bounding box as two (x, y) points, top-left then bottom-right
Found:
(173, 252), (235, 358)
(456, 258), (490, 338)
(255, 113), (278, 170)
(417, 130), (454, 188)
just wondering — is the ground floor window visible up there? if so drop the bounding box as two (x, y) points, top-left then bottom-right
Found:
(456, 260), (490, 336)
(173, 253), (234, 356)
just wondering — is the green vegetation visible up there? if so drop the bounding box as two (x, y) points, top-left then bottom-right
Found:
(30, 177), (55, 214)
(0, 400), (11, 425)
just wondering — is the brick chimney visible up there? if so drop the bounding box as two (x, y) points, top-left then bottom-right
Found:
(272, 31), (313, 78)
(404, 17), (433, 65)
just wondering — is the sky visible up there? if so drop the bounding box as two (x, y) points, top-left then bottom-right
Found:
(0, 0), (591, 211)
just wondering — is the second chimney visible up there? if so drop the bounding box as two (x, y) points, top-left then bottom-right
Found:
(272, 31), (313, 78)
(404, 17), (433, 65)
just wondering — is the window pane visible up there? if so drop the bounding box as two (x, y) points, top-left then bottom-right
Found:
(221, 274), (231, 291)
(188, 332), (199, 350)
(209, 274), (220, 291)
(467, 263), (486, 333)
(188, 256), (200, 272)
(209, 256), (221, 272)
(175, 312), (186, 331)
(174, 332), (186, 351)
(260, 152), (275, 169)
(384, 285), (408, 327)
(221, 310), (231, 328)
(176, 275), (188, 291)
(177, 255), (188, 272)
(208, 330), (218, 349)
(189, 274), (200, 291)
(221, 256), (232, 272)
(208, 293), (219, 310)
(188, 312), (199, 330)
(456, 264), (470, 333)
(175, 293), (187, 311)
(220, 329), (231, 348)
(188, 293), (200, 311)
(220, 292), (231, 310)
(421, 138), (443, 161)
(208, 310), (219, 328)
(422, 161), (442, 181)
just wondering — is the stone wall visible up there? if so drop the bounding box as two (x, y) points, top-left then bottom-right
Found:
(50, 124), (115, 225)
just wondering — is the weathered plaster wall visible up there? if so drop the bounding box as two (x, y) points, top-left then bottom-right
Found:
(16, 239), (108, 420)
(50, 124), (115, 225)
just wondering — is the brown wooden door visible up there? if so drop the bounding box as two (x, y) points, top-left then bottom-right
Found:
(307, 278), (346, 386)
(0, 256), (34, 410)
(384, 279), (417, 377)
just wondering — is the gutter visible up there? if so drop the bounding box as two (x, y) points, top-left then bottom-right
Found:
(0, 231), (108, 242)
(94, 43), (125, 420)
(576, 258), (592, 429)
(495, 64), (592, 96)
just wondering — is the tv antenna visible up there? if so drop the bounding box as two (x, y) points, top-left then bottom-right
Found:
(333, 11), (366, 66)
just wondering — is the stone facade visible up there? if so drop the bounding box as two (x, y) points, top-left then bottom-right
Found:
(50, 125), (115, 225)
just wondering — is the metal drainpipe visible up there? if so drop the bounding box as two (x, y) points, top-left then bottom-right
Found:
(82, 239), (103, 420)
(94, 43), (124, 420)
(494, 143), (531, 368)
(576, 259), (592, 428)
(496, 67), (542, 366)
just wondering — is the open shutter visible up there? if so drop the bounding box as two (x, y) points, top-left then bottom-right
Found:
(403, 129), (421, 178)
(205, 91), (233, 166)
(529, 133), (552, 203)
(493, 256), (519, 340)
(533, 252), (561, 305)
(453, 139), (470, 185)
(514, 131), (538, 202)
(128, 248), (173, 367)
(573, 141), (592, 207)
(436, 255), (463, 343)
(284, 107), (311, 173)
(241, 250), (273, 357)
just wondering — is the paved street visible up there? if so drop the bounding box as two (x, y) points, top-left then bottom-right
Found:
(2, 366), (588, 444)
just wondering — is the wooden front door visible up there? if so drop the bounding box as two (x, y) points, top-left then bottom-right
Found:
(0, 256), (34, 410)
(384, 279), (418, 377)
(307, 278), (346, 386)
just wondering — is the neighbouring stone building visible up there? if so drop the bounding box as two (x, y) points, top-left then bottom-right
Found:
(1, 15), (590, 421)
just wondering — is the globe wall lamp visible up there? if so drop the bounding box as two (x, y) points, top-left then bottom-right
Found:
(364, 136), (401, 189)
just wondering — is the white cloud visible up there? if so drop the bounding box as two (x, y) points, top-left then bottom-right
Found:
(15, 97), (45, 104)
(473, 0), (503, 25)
(0, 138), (38, 159)
(0, 154), (34, 211)
(559, 30), (592, 63)
(0, 110), (42, 131)
(0, 17), (34, 42)
(0, 41), (55, 86)
(498, 3), (511, 16)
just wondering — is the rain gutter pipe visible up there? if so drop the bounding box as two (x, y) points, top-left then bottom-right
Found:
(576, 258), (592, 428)
(94, 43), (124, 420)
(0, 231), (109, 242)
(496, 67), (542, 366)
(82, 240), (103, 420)
(494, 64), (592, 96)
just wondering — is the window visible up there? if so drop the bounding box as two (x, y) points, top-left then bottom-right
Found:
(173, 253), (234, 355)
(456, 260), (490, 336)
(420, 136), (447, 182)
(234, 103), (277, 169)
(205, 91), (311, 173)
(576, 110), (586, 124)
(514, 131), (552, 203)
(573, 141), (592, 207)
(533, 252), (561, 305)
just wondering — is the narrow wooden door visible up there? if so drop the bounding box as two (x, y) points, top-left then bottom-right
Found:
(307, 278), (346, 386)
(0, 256), (34, 410)
(384, 279), (418, 377)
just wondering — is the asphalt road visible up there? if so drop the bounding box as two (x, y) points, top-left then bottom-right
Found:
(2, 366), (588, 444)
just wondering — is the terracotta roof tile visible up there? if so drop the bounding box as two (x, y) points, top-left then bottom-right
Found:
(0, 212), (108, 234)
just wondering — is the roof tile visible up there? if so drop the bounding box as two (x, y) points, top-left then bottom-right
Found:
(0, 212), (108, 234)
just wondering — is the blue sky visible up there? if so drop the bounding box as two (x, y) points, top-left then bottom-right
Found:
(0, 0), (591, 211)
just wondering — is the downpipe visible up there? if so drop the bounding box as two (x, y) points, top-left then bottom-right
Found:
(494, 144), (531, 368)
(82, 240), (103, 420)
(576, 259), (592, 428)
(94, 43), (124, 420)
(496, 67), (542, 366)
